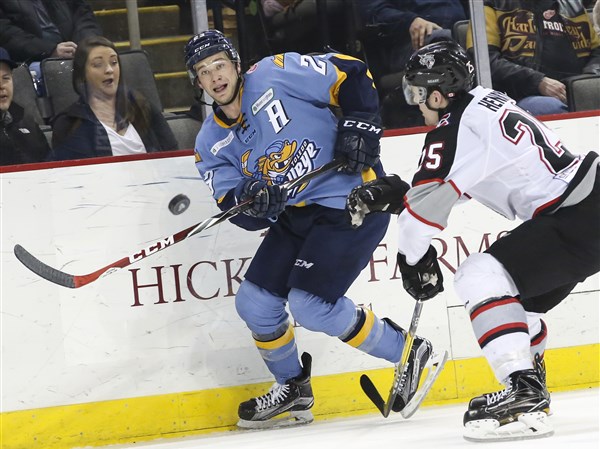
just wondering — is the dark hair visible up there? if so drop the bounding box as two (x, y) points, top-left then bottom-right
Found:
(72, 36), (150, 132)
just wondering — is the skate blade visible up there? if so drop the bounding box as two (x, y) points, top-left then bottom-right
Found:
(463, 412), (554, 442)
(237, 409), (314, 430)
(400, 350), (448, 419)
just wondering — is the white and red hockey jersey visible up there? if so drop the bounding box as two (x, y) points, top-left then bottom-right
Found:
(397, 85), (598, 264)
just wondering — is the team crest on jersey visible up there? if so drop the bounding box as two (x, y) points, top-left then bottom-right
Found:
(240, 138), (321, 197)
(419, 54), (435, 69)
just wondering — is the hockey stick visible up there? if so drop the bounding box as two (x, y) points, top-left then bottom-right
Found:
(360, 300), (424, 417)
(14, 158), (344, 289)
(359, 300), (447, 418)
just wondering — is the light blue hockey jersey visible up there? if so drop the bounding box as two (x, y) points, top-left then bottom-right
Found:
(193, 52), (383, 212)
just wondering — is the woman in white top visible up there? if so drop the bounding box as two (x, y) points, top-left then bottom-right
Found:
(50, 36), (178, 160)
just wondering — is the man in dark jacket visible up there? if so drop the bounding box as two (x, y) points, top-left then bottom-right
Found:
(0, 0), (101, 63)
(0, 47), (50, 166)
(355, 0), (466, 129)
(356, 0), (467, 74)
(0, 0), (102, 95)
(467, 0), (600, 115)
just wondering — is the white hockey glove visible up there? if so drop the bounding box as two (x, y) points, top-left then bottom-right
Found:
(346, 175), (410, 228)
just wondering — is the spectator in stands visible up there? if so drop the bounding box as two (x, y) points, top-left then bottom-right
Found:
(49, 36), (178, 161)
(468, 0), (600, 116)
(0, 0), (101, 63)
(0, 47), (50, 166)
(355, 1), (466, 129)
(460, 0), (471, 17)
(356, 0), (467, 74)
(0, 0), (102, 94)
(260, 0), (345, 54)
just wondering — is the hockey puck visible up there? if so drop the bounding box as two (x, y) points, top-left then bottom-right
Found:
(168, 194), (190, 215)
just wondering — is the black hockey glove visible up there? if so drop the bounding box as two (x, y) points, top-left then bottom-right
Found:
(397, 246), (444, 301)
(234, 178), (288, 219)
(346, 175), (410, 228)
(334, 116), (383, 173)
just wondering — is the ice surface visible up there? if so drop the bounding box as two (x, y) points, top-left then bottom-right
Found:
(101, 388), (599, 449)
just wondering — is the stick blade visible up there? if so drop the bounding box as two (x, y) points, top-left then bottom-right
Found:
(14, 244), (76, 288)
(360, 374), (386, 416)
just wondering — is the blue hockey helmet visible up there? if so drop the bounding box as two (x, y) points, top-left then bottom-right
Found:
(184, 29), (240, 85)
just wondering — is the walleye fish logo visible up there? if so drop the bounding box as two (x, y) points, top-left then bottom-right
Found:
(241, 140), (297, 185)
(240, 138), (322, 197)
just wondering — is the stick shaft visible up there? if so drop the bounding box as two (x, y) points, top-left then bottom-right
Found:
(14, 159), (343, 288)
(382, 300), (423, 417)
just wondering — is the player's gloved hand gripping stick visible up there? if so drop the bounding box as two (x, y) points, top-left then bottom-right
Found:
(14, 158), (344, 289)
(397, 246), (444, 301)
(234, 178), (288, 219)
(361, 248), (446, 418)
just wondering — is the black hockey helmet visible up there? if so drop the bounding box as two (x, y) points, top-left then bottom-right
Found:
(402, 40), (475, 105)
(184, 29), (240, 86)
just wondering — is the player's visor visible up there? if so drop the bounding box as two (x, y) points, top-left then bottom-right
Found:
(403, 76), (428, 106)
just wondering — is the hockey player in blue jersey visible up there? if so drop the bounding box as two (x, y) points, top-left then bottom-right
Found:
(183, 30), (444, 428)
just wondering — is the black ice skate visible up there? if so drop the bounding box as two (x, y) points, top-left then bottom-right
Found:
(237, 352), (314, 429)
(392, 335), (434, 413)
(532, 353), (552, 413)
(467, 353), (549, 413)
(360, 316), (447, 419)
(463, 369), (553, 442)
(534, 353), (547, 387)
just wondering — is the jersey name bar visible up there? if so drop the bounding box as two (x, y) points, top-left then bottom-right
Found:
(478, 90), (511, 112)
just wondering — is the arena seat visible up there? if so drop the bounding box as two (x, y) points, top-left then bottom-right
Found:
(41, 58), (78, 117)
(11, 64), (47, 125)
(452, 20), (469, 50)
(119, 50), (163, 111)
(565, 74), (600, 112)
(165, 114), (201, 150)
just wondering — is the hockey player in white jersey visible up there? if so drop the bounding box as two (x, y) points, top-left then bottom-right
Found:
(183, 30), (444, 429)
(347, 40), (599, 441)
